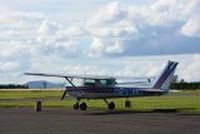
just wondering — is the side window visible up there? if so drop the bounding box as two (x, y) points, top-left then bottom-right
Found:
(100, 80), (107, 86)
(106, 79), (115, 86)
(84, 79), (95, 86)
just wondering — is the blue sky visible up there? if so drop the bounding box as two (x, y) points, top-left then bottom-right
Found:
(0, 0), (200, 83)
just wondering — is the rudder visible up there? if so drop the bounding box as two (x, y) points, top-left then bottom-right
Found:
(152, 61), (178, 91)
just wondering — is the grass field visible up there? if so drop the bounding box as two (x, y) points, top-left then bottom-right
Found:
(0, 89), (200, 113)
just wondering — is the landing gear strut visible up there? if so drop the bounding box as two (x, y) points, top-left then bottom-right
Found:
(73, 102), (79, 110)
(104, 99), (116, 110)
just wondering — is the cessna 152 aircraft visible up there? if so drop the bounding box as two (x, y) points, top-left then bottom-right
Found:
(25, 60), (178, 111)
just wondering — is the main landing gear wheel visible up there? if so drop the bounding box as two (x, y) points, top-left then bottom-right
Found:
(125, 100), (131, 108)
(108, 102), (115, 110)
(73, 102), (79, 110)
(80, 102), (87, 111)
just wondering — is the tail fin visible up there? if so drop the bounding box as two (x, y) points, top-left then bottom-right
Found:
(152, 60), (178, 91)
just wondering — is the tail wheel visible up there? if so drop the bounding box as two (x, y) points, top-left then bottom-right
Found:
(125, 100), (131, 108)
(80, 102), (87, 111)
(73, 102), (79, 110)
(108, 102), (115, 110)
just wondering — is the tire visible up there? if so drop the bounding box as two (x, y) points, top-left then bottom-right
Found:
(73, 102), (79, 110)
(108, 102), (115, 110)
(125, 100), (131, 108)
(80, 102), (87, 111)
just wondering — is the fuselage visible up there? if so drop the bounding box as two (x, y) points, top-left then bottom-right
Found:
(66, 86), (166, 99)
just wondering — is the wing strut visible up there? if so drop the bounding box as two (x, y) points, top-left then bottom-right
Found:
(65, 77), (76, 88)
(61, 77), (76, 100)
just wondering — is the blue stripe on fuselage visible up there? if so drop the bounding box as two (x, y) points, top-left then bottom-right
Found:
(66, 86), (115, 93)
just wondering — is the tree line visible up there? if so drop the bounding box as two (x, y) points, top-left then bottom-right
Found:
(0, 84), (28, 89)
(170, 81), (200, 90)
(169, 76), (200, 90)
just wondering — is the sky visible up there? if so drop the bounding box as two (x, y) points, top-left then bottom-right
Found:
(0, 0), (200, 84)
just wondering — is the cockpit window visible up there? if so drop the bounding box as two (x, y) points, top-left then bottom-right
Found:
(83, 79), (115, 87)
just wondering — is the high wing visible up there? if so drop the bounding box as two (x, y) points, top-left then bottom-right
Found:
(25, 72), (154, 81)
(24, 72), (115, 80)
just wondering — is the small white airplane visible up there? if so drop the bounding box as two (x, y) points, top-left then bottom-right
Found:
(25, 60), (178, 111)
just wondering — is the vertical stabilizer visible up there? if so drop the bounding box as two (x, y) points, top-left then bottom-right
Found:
(152, 61), (178, 91)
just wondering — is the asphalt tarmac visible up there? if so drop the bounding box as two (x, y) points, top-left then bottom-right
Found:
(0, 108), (199, 134)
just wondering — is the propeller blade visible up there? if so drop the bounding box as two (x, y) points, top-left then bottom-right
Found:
(61, 90), (67, 100)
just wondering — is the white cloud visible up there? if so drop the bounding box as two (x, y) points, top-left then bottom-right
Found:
(178, 0), (200, 37)
(178, 54), (200, 81)
(88, 21), (138, 38)
(88, 2), (126, 25)
(0, 7), (86, 84)
(0, 8), (44, 24)
(88, 1), (166, 35)
(0, 61), (19, 72)
(85, 0), (200, 57)
(105, 40), (124, 54)
(113, 57), (165, 77)
(0, 8), (44, 43)
(0, 7), (82, 59)
(89, 38), (125, 57)
(113, 54), (200, 82)
(36, 19), (62, 44)
(37, 20), (61, 36)
(55, 26), (86, 41)
(87, 1), (138, 39)
(180, 16), (200, 37)
(0, 42), (30, 58)
(89, 38), (105, 57)
(35, 20), (84, 57)
(0, 8), (44, 29)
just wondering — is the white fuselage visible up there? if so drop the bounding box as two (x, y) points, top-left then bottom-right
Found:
(66, 86), (165, 99)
